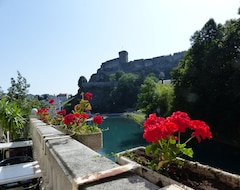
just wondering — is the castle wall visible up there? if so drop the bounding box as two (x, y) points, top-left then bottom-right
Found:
(102, 58), (120, 70)
(89, 50), (186, 82)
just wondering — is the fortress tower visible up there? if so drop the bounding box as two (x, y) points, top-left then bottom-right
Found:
(119, 50), (128, 64)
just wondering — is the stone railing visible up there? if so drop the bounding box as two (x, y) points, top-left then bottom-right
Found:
(30, 118), (161, 190)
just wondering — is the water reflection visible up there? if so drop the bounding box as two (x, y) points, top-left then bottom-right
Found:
(98, 117), (148, 160)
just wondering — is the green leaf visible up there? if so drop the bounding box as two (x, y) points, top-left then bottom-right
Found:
(176, 143), (186, 149)
(181, 147), (194, 158)
(145, 145), (153, 155)
(169, 138), (176, 145)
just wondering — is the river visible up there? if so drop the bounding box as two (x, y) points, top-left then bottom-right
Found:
(98, 116), (147, 160)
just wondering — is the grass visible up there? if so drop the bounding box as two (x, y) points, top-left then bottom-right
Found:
(123, 112), (146, 127)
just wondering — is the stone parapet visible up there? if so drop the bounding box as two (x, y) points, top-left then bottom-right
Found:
(30, 118), (162, 190)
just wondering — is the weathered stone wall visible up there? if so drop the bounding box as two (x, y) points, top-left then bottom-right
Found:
(30, 118), (162, 190)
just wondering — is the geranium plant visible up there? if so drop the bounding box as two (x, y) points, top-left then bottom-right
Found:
(36, 99), (66, 125)
(143, 111), (212, 171)
(62, 92), (104, 135)
(37, 92), (103, 135)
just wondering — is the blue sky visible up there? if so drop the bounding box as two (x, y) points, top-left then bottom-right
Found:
(0, 0), (239, 95)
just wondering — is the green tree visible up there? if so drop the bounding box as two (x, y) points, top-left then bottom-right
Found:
(172, 14), (240, 142)
(111, 73), (140, 111)
(4, 71), (45, 139)
(155, 83), (174, 117)
(109, 70), (125, 82)
(137, 76), (157, 116)
(159, 72), (165, 84)
(7, 71), (30, 101)
(78, 76), (87, 93)
(7, 71), (31, 117)
(137, 76), (174, 117)
(115, 70), (125, 81)
(0, 96), (26, 140)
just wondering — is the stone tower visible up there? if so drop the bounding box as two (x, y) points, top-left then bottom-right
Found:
(119, 50), (128, 64)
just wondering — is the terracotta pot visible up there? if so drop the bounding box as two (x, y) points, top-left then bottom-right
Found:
(115, 147), (240, 190)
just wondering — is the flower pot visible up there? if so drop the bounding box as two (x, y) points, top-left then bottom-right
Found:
(74, 131), (103, 151)
(53, 125), (64, 132)
(53, 125), (103, 151)
(115, 147), (240, 190)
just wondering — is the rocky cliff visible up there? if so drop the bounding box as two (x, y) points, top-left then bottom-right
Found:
(80, 50), (186, 113)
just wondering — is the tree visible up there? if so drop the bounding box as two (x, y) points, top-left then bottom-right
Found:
(137, 76), (174, 117)
(78, 76), (87, 93)
(137, 76), (157, 116)
(7, 71), (30, 101)
(159, 72), (165, 84)
(171, 14), (240, 142)
(7, 71), (31, 117)
(110, 73), (140, 111)
(0, 95), (26, 140)
(115, 70), (125, 82)
(109, 70), (125, 82)
(4, 71), (45, 139)
(155, 83), (174, 117)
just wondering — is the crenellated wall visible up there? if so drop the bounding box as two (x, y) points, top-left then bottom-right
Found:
(30, 118), (161, 190)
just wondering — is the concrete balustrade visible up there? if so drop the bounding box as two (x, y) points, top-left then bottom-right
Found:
(30, 118), (163, 190)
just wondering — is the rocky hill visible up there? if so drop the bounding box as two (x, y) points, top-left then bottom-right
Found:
(89, 50), (186, 83)
(70, 50), (186, 113)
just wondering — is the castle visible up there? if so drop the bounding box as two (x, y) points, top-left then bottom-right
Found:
(77, 50), (186, 113)
(89, 50), (186, 82)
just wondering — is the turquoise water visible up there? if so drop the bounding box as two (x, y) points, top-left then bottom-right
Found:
(98, 116), (240, 174)
(98, 117), (148, 160)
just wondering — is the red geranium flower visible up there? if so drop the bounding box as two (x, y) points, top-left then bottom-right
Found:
(143, 113), (178, 143)
(74, 113), (81, 118)
(143, 111), (212, 170)
(167, 111), (191, 132)
(190, 120), (212, 143)
(64, 114), (76, 125)
(84, 92), (93, 101)
(93, 115), (103, 125)
(57, 109), (66, 116)
(49, 99), (54, 104)
(37, 108), (48, 115)
(80, 113), (89, 119)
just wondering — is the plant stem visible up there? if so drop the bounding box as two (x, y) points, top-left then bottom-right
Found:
(178, 132), (181, 144)
(184, 136), (194, 144)
(158, 140), (163, 149)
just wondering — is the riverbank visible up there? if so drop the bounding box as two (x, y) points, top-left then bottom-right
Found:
(102, 112), (145, 126)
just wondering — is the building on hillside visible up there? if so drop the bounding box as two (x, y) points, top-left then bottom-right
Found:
(89, 50), (186, 82)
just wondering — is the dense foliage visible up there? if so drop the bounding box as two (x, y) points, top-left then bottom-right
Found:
(0, 96), (26, 140)
(0, 71), (46, 140)
(137, 76), (174, 117)
(110, 73), (142, 112)
(78, 76), (87, 93)
(171, 15), (240, 142)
